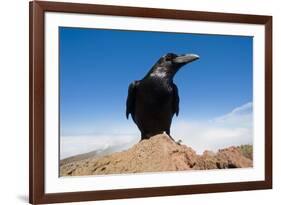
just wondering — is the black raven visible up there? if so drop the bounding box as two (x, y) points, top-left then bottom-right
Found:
(126, 53), (199, 140)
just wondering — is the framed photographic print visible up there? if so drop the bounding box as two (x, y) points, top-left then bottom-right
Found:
(29, 1), (272, 204)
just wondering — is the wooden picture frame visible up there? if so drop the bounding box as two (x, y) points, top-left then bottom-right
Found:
(29, 1), (272, 204)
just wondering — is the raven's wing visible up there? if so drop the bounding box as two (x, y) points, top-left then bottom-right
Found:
(172, 83), (180, 116)
(126, 81), (139, 119)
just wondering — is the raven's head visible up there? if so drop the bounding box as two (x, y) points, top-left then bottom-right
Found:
(148, 53), (199, 79)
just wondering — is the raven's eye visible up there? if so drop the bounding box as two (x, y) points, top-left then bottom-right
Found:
(166, 55), (173, 61)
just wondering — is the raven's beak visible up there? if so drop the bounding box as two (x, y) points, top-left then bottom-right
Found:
(173, 54), (200, 64)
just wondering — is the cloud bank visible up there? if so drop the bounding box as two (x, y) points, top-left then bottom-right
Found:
(61, 102), (253, 159)
(172, 102), (253, 153)
(60, 134), (138, 159)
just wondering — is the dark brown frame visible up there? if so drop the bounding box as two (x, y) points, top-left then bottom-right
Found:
(29, 1), (272, 204)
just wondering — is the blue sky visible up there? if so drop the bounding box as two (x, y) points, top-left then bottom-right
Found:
(59, 27), (253, 138)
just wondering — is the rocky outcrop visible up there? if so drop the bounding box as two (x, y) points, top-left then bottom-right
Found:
(60, 133), (252, 176)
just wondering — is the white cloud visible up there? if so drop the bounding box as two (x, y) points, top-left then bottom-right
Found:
(60, 134), (138, 159)
(172, 102), (253, 153)
(212, 102), (253, 127)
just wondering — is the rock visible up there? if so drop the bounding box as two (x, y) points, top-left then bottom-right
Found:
(60, 133), (253, 176)
(215, 147), (252, 168)
(193, 150), (218, 170)
(237, 144), (253, 160)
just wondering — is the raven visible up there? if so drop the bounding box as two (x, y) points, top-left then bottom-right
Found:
(126, 53), (199, 140)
